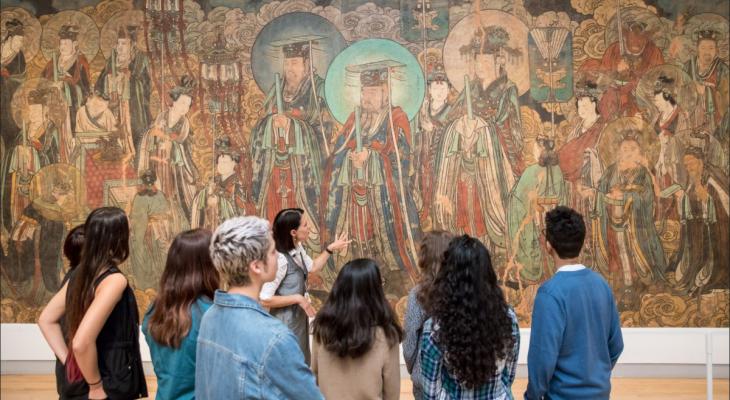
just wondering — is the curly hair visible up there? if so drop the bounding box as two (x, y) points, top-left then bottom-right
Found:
(422, 235), (515, 389)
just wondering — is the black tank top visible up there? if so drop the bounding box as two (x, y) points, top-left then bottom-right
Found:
(62, 266), (148, 400)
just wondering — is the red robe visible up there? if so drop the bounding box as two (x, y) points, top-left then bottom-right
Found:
(593, 41), (664, 119)
(557, 117), (606, 184)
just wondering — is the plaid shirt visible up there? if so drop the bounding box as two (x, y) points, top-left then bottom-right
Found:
(420, 308), (520, 400)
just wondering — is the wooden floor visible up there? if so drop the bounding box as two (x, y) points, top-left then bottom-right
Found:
(0, 375), (727, 399)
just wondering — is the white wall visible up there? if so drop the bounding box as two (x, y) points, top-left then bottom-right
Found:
(2, 324), (728, 376)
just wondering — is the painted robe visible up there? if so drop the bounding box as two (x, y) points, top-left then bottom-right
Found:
(129, 185), (179, 290)
(507, 163), (568, 284)
(595, 163), (667, 293)
(595, 41), (664, 119)
(673, 168), (730, 295)
(1, 49), (25, 232)
(461, 75), (524, 176)
(433, 115), (515, 251)
(42, 52), (90, 145)
(411, 101), (455, 221)
(251, 76), (328, 251)
(321, 107), (421, 294)
(684, 56), (730, 133)
(95, 49), (152, 156)
(190, 173), (251, 230)
(138, 111), (199, 223)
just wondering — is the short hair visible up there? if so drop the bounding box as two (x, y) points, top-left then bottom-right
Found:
(545, 206), (585, 259)
(209, 216), (271, 287)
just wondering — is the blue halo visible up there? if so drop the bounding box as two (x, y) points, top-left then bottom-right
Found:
(251, 12), (347, 93)
(325, 39), (425, 124)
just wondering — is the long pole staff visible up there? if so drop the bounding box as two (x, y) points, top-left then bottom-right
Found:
(386, 68), (419, 282)
(308, 40), (330, 156)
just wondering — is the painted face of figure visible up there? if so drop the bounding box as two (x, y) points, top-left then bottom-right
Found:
(116, 38), (132, 60)
(361, 85), (387, 113)
(172, 94), (192, 115)
(216, 153), (236, 177)
(618, 139), (641, 164)
(577, 96), (597, 120)
(10, 35), (24, 52)
(292, 215), (310, 244)
(51, 186), (71, 205)
(474, 53), (498, 84)
(27, 104), (45, 127)
(59, 38), (77, 57)
(283, 57), (307, 86)
(429, 81), (449, 105)
(624, 29), (648, 54)
(698, 39), (718, 65)
(653, 92), (670, 109)
(683, 153), (704, 177)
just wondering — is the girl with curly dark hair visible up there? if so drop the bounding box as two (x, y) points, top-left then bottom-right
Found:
(420, 235), (520, 399)
(312, 258), (402, 400)
(402, 230), (454, 399)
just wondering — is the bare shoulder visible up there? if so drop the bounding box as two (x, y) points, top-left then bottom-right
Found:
(95, 272), (128, 295)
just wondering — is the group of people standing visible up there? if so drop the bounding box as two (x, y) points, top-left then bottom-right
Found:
(38, 204), (623, 400)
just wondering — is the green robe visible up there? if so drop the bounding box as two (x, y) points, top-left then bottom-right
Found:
(507, 164), (568, 283)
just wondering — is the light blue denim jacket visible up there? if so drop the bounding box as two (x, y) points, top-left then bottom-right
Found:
(195, 290), (323, 400)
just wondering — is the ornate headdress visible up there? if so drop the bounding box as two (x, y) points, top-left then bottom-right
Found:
(360, 68), (388, 87)
(462, 26), (522, 60)
(575, 79), (603, 101)
(696, 29), (718, 43)
(5, 18), (24, 37)
(215, 136), (241, 163)
(117, 25), (139, 41)
(27, 88), (53, 105)
(58, 25), (80, 41)
(427, 63), (448, 83)
(169, 75), (196, 100)
(653, 75), (677, 98)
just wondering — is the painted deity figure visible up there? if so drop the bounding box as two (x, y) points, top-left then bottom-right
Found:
(684, 30), (729, 135)
(1, 19), (27, 233)
(505, 138), (568, 312)
(459, 25), (525, 176)
(594, 132), (668, 310)
(138, 76), (199, 224)
(251, 39), (329, 235)
(321, 66), (421, 295)
(411, 64), (457, 224)
(650, 75), (691, 222)
(95, 25), (152, 158)
(594, 21), (664, 119)
(6, 177), (74, 302)
(672, 147), (730, 295)
(129, 169), (178, 290)
(42, 24), (90, 157)
(191, 136), (252, 230)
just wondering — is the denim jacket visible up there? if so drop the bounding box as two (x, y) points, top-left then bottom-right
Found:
(195, 290), (323, 400)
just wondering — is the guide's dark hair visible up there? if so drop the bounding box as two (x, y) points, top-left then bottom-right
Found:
(272, 208), (304, 253)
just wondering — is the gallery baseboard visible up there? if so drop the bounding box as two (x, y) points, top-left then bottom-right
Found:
(2, 324), (728, 379)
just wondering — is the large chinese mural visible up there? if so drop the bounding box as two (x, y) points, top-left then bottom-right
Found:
(1, 0), (728, 327)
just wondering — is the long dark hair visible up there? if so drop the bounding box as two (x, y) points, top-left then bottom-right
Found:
(416, 230), (454, 308)
(312, 258), (403, 358)
(147, 229), (219, 348)
(65, 207), (130, 341)
(63, 225), (85, 270)
(272, 208), (303, 253)
(423, 235), (515, 389)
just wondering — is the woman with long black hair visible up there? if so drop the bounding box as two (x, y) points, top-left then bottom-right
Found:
(38, 207), (147, 400)
(260, 207), (349, 364)
(312, 258), (402, 400)
(419, 235), (520, 399)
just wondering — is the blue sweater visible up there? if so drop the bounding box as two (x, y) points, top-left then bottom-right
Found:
(142, 297), (212, 400)
(525, 268), (623, 400)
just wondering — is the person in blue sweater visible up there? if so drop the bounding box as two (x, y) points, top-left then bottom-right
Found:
(525, 206), (624, 400)
(143, 228), (220, 400)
